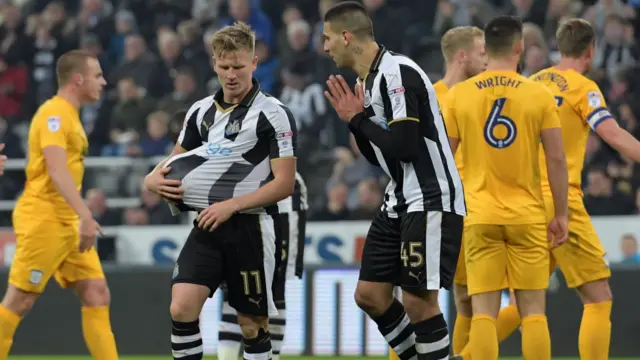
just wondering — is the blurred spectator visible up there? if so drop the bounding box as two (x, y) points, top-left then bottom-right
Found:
(0, 116), (24, 159)
(254, 39), (278, 93)
(522, 44), (549, 76)
(593, 14), (638, 81)
(584, 168), (635, 215)
(583, 0), (629, 36)
(124, 207), (149, 225)
(522, 22), (548, 52)
(191, 0), (224, 27)
(433, 0), (496, 37)
(103, 77), (155, 155)
(150, 30), (187, 97)
(328, 136), (384, 210)
(280, 60), (325, 133)
(133, 111), (173, 157)
(41, 1), (76, 46)
(282, 19), (315, 73)
(140, 184), (181, 225)
(619, 233), (640, 264)
(74, 0), (114, 49)
(223, 0), (274, 50)
(0, 116), (24, 201)
(177, 20), (211, 80)
(349, 179), (383, 220)
(25, 16), (67, 112)
(158, 68), (202, 115)
(109, 34), (158, 93)
(276, 4), (303, 61)
(313, 182), (349, 221)
(86, 188), (121, 226)
(504, 0), (547, 27)
(107, 10), (137, 65)
(0, 56), (27, 120)
(0, 4), (28, 64)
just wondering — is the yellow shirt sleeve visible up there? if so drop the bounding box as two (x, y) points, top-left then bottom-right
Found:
(37, 111), (68, 150)
(442, 88), (459, 139)
(577, 84), (614, 130)
(540, 88), (562, 130)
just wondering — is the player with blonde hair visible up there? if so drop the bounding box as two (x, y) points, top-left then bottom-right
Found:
(145, 21), (297, 360)
(0, 50), (116, 359)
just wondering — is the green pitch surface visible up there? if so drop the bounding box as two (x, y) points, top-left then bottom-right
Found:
(8, 357), (640, 360)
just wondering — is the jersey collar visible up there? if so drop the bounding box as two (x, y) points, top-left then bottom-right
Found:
(214, 78), (261, 108)
(369, 44), (386, 73)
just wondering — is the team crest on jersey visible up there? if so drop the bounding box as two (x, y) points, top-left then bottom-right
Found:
(225, 120), (241, 136)
(47, 116), (61, 132)
(587, 91), (602, 108)
(29, 269), (43, 285)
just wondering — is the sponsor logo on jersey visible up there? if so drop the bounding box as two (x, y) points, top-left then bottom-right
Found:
(205, 143), (233, 156)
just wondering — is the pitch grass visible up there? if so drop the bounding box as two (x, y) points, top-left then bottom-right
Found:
(8, 357), (640, 360)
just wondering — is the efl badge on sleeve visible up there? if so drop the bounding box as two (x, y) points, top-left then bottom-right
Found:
(47, 116), (61, 132)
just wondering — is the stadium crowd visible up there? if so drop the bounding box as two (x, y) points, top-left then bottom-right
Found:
(0, 0), (639, 227)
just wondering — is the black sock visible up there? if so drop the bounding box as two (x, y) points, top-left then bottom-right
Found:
(371, 299), (417, 360)
(171, 319), (203, 360)
(243, 327), (272, 360)
(414, 313), (450, 360)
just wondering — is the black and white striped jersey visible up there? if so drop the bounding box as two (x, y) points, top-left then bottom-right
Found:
(276, 172), (308, 213)
(164, 79), (298, 215)
(349, 45), (466, 218)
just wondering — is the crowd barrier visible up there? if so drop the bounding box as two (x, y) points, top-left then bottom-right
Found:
(2, 265), (639, 357)
(0, 217), (637, 266)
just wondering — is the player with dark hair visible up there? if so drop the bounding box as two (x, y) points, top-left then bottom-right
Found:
(457, 17), (640, 360)
(0, 50), (116, 359)
(443, 16), (568, 359)
(323, 2), (466, 359)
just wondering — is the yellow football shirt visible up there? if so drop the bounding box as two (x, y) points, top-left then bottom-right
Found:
(15, 96), (88, 223)
(434, 80), (465, 179)
(531, 67), (612, 197)
(442, 70), (561, 225)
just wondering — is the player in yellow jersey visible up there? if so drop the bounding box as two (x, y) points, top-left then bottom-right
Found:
(482, 18), (640, 360)
(443, 16), (569, 360)
(0, 50), (118, 360)
(433, 25), (490, 356)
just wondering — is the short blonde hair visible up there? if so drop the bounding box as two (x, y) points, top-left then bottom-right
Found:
(210, 21), (255, 57)
(556, 18), (596, 58)
(441, 26), (484, 63)
(56, 50), (95, 85)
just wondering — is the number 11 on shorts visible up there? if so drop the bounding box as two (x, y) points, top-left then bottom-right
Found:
(240, 270), (262, 295)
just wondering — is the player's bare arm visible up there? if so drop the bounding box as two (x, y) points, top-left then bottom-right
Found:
(43, 145), (103, 251)
(0, 143), (6, 176)
(143, 143), (185, 200)
(595, 119), (640, 162)
(540, 127), (569, 246)
(197, 157), (296, 231)
(325, 75), (420, 161)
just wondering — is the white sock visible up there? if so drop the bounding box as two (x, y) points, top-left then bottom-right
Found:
(270, 309), (286, 358)
(218, 300), (242, 360)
